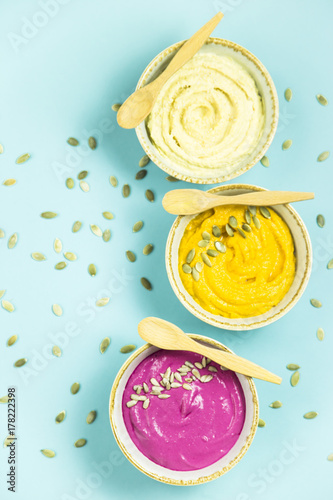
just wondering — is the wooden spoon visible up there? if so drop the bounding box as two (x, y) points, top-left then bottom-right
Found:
(162, 189), (315, 215)
(117, 12), (223, 129)
(138, 317), (282, 384)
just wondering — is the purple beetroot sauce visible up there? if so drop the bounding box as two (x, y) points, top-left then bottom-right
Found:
(122, 349), (246, 471)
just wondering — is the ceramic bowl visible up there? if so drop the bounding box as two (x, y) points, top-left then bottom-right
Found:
(109, 335), (259, 485)
(165, 184), (312, 331)
(135, 37), (278, 184)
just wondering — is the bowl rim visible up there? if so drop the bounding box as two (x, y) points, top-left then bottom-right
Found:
(165, 183), (313, 330)
(109, 334), (259, 485)
(135, 37), (279, 184)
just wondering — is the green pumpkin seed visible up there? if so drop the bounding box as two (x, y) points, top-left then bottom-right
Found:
(74, 439), (87, 448)
(72, 221), (82, 233)
(260, 156), (269, 167)
(102, 211), (114, 220)
(64, 252), (77, 261)
(165, 175), (179, 182)
(41, 212), (57, 219)
(182, 264), (192, 274)
(4, 436), (16, 447)
(120, 344), (136, 354)
(133, 221), (143, 233)
(67, 137), (79, 146)
(229, 216), (238, 228)
(202, 231), (210, 241)
(7, 335), (18, 347)
(195, 262), (203, 272)
(249, 206), (257, 216)
(0, 229), (4, 238)
(212, 225), (221, 237)
(237, 228), (246, 238)
(282, 139), (292, 150)
(88, 263), (97, 276)
(284, 88), (292, 102)
(215, 241), (226, 253)
(55, 262), (66, 270)
(317, 327), (325, 341)
(14, 358), (27, 367)
(79, 180), (90, 192)
(198, 239), (209, 248)
(145, 189), (154, 202)
(3, 179), (16, 186)
(139, 154), (150, 168)
(78, 170), (88, 180)
(55, 410), (66, 424)
(110, 176), (118, 187)
(90, 224), (102, 237)
(207, 249), (218, 257)
(0, 290), (5, 299)
(52, 304), (63, 317)
(2, 300), (15, 312)
(141, 277), (152, 290)
(242, 223), (251, 233)
(54, 238), (62, 253)
(0, 396), (9, 403)
(122, 184), (130, 197)
(126, 251), (136, 263)
(258, 418), (266, 428)
(143, 244), (154, 255)
(310, 298), (322, 308)
(66, 178), (74, 189)
(327, 259), (333, 270)
(316, 214), (325, 228)
(316, 94), (328, 106)
(304, 411), (318, 419)
(135, 169), (147, 180)
(269, 401), (282, 408)
(52, 345), (62, 357)
(88, 137), (97, 150)
(186, 249), (195, 264)
(290, 371), (300, 387)
(253, 216), (261, 229)
(259, 207), (271, 219)
(31, 252), (46, 261)
(8, 233), (18, 249)
(103, 229), (111, 242)
(111, 103), (121, 111)
(192, 268), (200, 281)
(317, 151), (329, 162)
(96, 297), (109, 307)
(100, 337), (111, 354)
(86, 410), (97, 424)
(0, 144), (3, 154)
(201, 253), (212, 267)
(327, 454), (333, 461)
(225, 224), (234, 237)
(286, 364), (300, 371)
(16, 153), (30, 164)
(245, 209), (251, 224)
(41, 449), (55, 458)
(71, 382), (80, 395)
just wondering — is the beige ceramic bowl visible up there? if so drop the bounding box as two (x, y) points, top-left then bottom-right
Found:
(166, 184), (312, 331)
(135, 37), (278, 184)
(109, 335), (259, 485)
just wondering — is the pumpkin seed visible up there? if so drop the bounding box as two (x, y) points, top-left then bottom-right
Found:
(64, 252), (77, 261)
(282, 139), (292, 150)
(145, 189), (154, 202)
(304, 411), (317, 419)
(72, 221), (82, 233)
(79, 180), (90, 192)
(52, 346), (62, 357)
(54, 238), (62, 253)
(88, 136), (97, 150)
(249, 206), (257, 216)
(8, 233), (18, 249)
(96, 297), (109, 307)
(186, 249), (195, 264)
(90, 224), (102, 237)
(67, 137), (79, 146)
(195, 262), (203, 272)
(41, 449), (55, 458)
(3, 179), (16, 186)
(71, 382), (80, 394)
(16, 153), (30, 164)
(198, 239), (209, 248)
(4, 436), (16, 447)
(74, 439), (87, 448)
(245, 209), (251, 224)
(88, 263), (97, 276)
(55, 410), (66, 424)
(215, 241), (226, 253)
(141, 277), (152, 290)
(259, 207), (271, 219)
(284, 88), (292, 102)
(122, 184), (130, 197)
(0, 396), (9, 404)
(317, 327), (325, 341)
(201, 253), (212, 267)
(126, 400), (137, 407)
(66, 178), (74, 189)
(207, 249), (218, 257)
(0, 290), (5, 299)
(310, 298), (322, 308)
(317, 151), (330, 162)
(14, 358), (27, 367)
(290, 371), (300, 387)
(7, 335), (18, 347)
(237, 228), (246, 238)
(316, 214), (325, 228)
(258, 418), (266, 428)
(242, 223), (251, 232)
(229, 216), (238, 228)
(126, 251), (136, 263)
(110, 176), (118, 187)
(260, 155), (269, 167)
(102, 211), (114, 220)
(0, 229), (4, 238)
(0, 144), (3, 154)
(41, 212), (57, 219)
(135, 169), (147, 180)
(139, 154), (150, 168)
(269, 401), (282, 408)
(225, 224), (234, 237)
(183, 383), (191, 390)
(2, 300), (15, 312)
(103, 229), (111, 242)
(31, 252), (46, 261)
(86, 410), (97, 424)
(78, 170), (88, 180)
(182, 263), (192, 274)
(327, 259), (333, 270)
(55, 262), (66, 270)
(111, 103), (121, 111)
(286, 364), (300, 371)
(165, 175), (179, 182)
(316, 94), (328, 106)
(253, 215), (261, 229)
(52, 304), (63, 317)
(120, 344), (136, 354)
(202, 231), (210, 241)
(100, 337), (111, 354)
(327, 454), (333, 461)
(212, 225), (221, 237)
(192, 268), (200, 281)
(143, 244), (154, 255)
(133, 221), (143, 233)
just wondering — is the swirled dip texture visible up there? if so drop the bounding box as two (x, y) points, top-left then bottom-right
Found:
(146, 52), (264, 178)
(178, 205), (296, 318)
(122, 350), (245, 471)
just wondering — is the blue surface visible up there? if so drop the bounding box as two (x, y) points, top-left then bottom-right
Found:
(0, 1), (332, 499)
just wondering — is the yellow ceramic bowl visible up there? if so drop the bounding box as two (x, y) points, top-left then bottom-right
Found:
(109, 335), (259, 485)
(135, 37), (278, 184)
(165, 184), (312, 331)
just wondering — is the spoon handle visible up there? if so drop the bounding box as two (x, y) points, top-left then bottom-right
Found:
(207, 190), (315, 209)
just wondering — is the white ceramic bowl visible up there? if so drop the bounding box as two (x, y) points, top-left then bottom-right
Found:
(109, 336), (258, 485)
(166, 184), (312, 331)
(135, 37), (279, 184)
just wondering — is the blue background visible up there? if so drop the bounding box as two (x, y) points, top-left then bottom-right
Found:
(1, 0), (332, 499)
